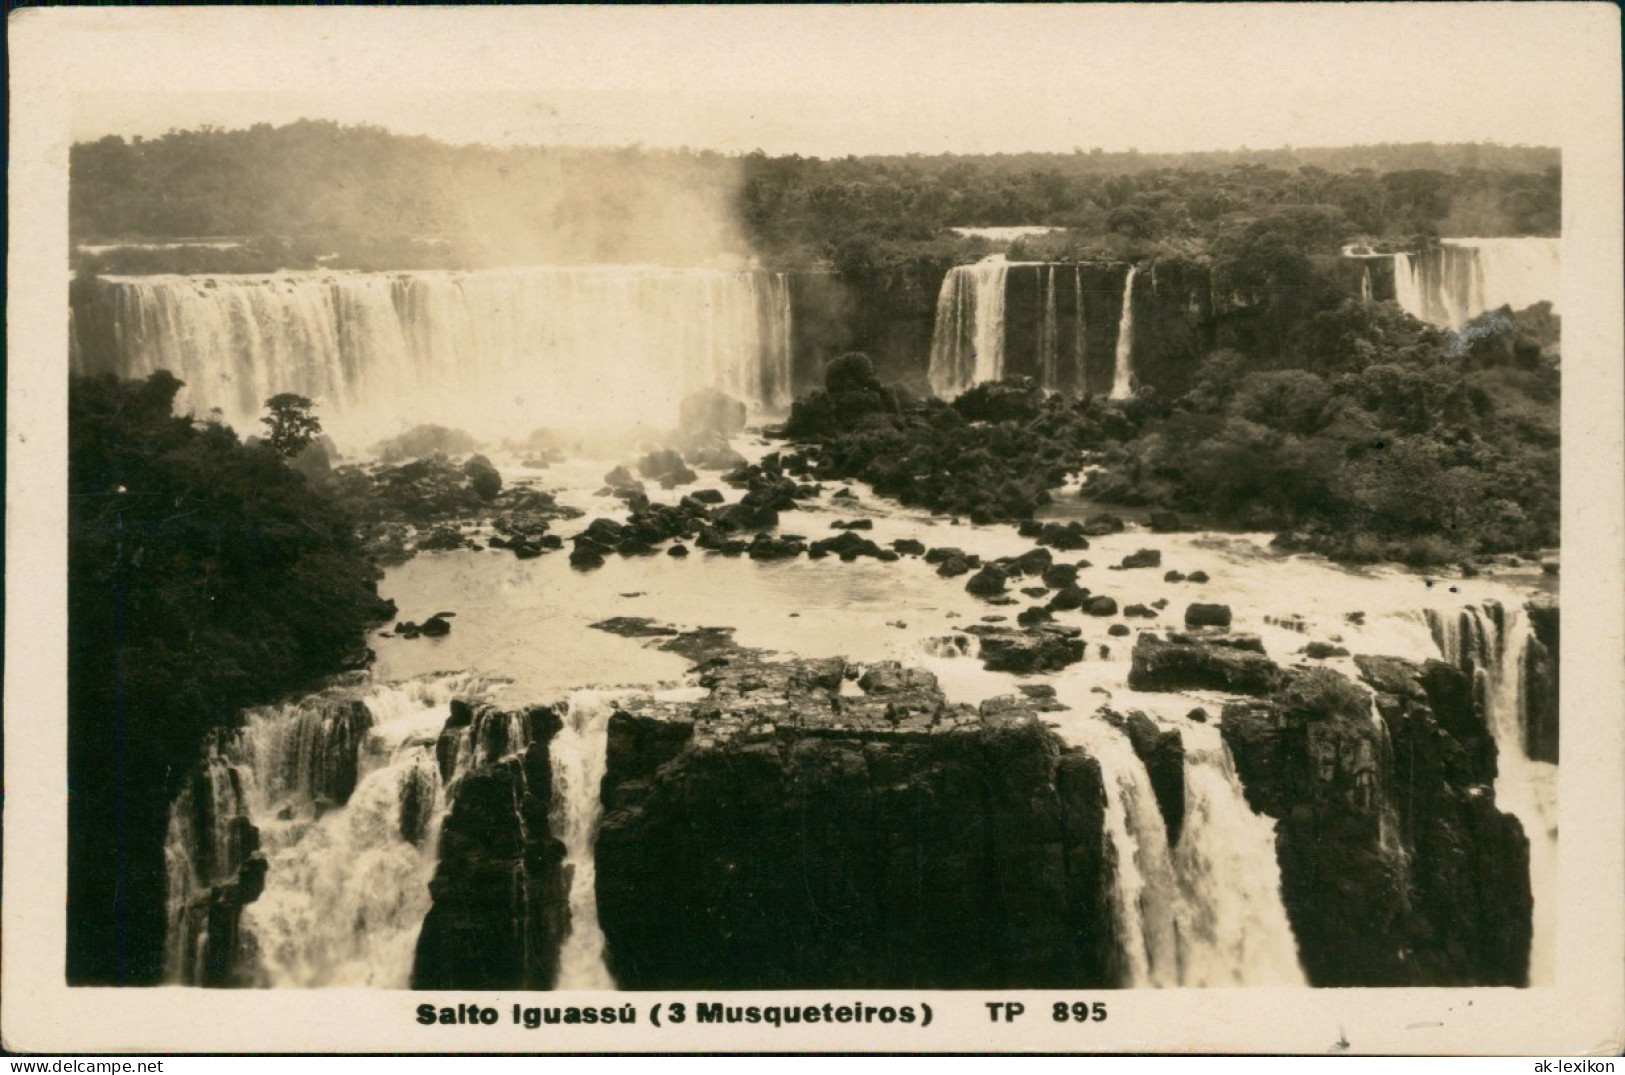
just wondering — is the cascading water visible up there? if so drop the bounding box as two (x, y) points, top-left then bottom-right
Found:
(927, 256), (1012, 398)
(1073, 265), (1087, 383)
(1393, 238), (1560, 330)
(549, 690), (620, 989)
(1425, 602), (1558, 983)
(1360, 265), (1373, 304)
(163, 674), (489, 987)
(1110, 266), (1137, 400)
(1062, 714), (1305, 987)
(89, 266), (793, 446)
(1038, 266), (1059, 389)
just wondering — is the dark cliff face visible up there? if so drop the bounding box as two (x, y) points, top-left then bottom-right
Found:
(1523, 596), (1559, 764)
(412, 703), (570, 990)
(1221, 658), (1531, 987)
(788, 264), (949, 395)
(594, 655), (1117, 990)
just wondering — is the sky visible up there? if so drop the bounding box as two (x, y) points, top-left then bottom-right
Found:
(60, 5), (1593, 157)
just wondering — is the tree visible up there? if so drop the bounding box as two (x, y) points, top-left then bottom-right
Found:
(261, 393), (322, 457)
(69, 372), (391, 983)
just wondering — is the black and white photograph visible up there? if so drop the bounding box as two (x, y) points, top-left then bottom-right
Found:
(5, 4), (1622, 1056)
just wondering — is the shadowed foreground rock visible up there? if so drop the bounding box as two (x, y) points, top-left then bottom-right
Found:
(412, 703), (570, 989)
(595, 650), (1118, 990)
(1220, 661), (1530, 987)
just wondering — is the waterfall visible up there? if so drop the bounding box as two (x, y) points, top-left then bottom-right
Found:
(1073, 265), (1087, 390)
(549, 690), (619, 989)
(1038, 266), (1059, 390)
(1110, 267), (1137, 400)
(1069, 716), (1305, 987)
(1392, 238), (1560, 330)
(163, 674), (486, 987)
(927, 257), (1011, 398)
(1425, 603), (1558, 983)
(1360, 265), (1373, 303)
(163, 740), (255, 984)
(90, 266), (794, 446)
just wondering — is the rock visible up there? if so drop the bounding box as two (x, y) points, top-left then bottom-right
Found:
(1186, 707), (1208, 723)
(809, 531), (885, 562)
(1083, 596), (1118, 617)
(679, 388), (748, 436)
(1128, 633), (1282, 695)
(1013, 547), (1054, 576)
(891, 538), (926, 556)
(413, 705), (568, 989)
(419, 614), (452, 637)
(1148, 511), (1183, 533)
(967, 625), (1086, 674)
(1081, 512), (1126, 536)
(1185, 570), (1210, 584)
(1303, 641), (1350, 659)
(1107, 624), (1130, 637)
(1221, 661), (1530, 988)
(1164, 570), (1185, 583)
(936, 556), (972, 579)
(1522, 594), (1559, 763)
(462, 454), (502, 501)
(638, 449), (698, 489)
(1047, 585), (1089, 612)
(1184, 603), (1233, 629)
(951, 378), (1046, 423)
(1119, 548), (1162, 569)
(594, 653), (1116, 989)
(569, 545), (605, 570)
(1121, 712), (1185, 843)
(830, 518), (874, 530)
(1016, 605), (1054, 627)
(1042, 563), (1081, 590)
(1123, 603), (1157, 619)
(689, 488), (726, 505)
(831, 487), (858, 501)
(668, 544), (690, 557)
(602, 465), (645, 497)
(1034, 521), (1090, 551)
(965, 564), (1009, 597)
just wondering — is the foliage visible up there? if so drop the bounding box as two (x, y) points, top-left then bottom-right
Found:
(70, 122), (1559, 277)
(261, 393), (322, 457)
(1087, 302), (1561, 561)
(68, 372), (393, 983)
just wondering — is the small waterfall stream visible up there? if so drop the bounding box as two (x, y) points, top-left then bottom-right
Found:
(1110, 267), (1137, 400)
(1426, 602), (1558, 983)
(1063, 713), (1305, 987)
(927, 256), (1013, 397)
(549, 690), (619, 989)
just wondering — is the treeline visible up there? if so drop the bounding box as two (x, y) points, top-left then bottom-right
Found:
(70, 121), (1559, 275)
(1089, 301), (1561, 563)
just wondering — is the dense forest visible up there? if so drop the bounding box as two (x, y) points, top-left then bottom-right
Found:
(68, 372), (394, 983)
(70, 120), (1559, 275)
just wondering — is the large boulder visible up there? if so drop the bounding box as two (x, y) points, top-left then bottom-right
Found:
(1222, 661), (1531, 988)
(1120, 712), (1185, 844)
(595, 653), (1116, 989)
(1184, 603), (1232, 629)
(967, 624), (1086, 673)
(413, 704), (568, 989)
(1127, 633), (1282, 694)
(462, 454), (502, 501)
